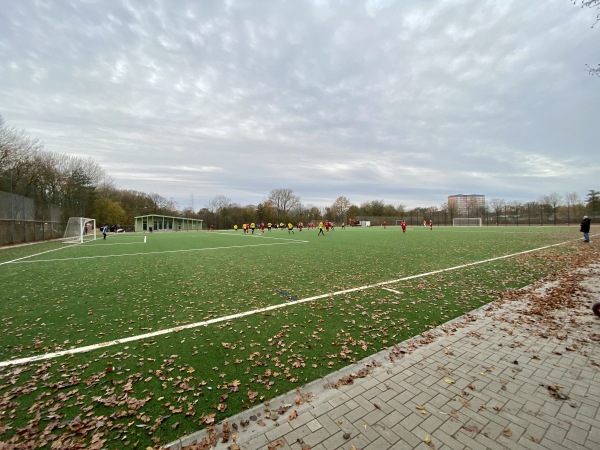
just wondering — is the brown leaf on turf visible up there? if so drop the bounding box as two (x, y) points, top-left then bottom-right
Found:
(200, 412), (216, 425)
(248, 390), (259, 402)
(502, 427), (512, 437)
(216, 403), (227, 412)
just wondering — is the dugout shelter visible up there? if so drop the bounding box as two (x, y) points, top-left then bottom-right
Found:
(134, 215), (203, 232)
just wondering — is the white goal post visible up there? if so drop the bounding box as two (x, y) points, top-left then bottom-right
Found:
(452, 218), (482, 227)
(62, 217), (96, 243)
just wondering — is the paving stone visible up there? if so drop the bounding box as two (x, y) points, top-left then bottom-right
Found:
(282, 424), (310, 446)
(166, 266), (600, 450)
(301, 426), (332, 448)
(320, 430), (348, 450)
(559, 439), (595, 450)
(306, 418), (323, 432)
(566, 423), (590, 446)
(401, 411), (430, 432)
(265, 421), (293, 441)
(341, 404), (369, 423)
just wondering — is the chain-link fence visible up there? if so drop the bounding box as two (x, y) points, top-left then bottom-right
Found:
(357, 206), (586, 228)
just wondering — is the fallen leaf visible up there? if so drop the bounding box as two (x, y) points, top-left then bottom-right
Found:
(416, 405), (428, 415)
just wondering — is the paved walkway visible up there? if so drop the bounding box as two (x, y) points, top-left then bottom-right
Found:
(167, 262), (600, 450)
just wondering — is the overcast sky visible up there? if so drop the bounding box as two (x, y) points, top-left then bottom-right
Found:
(1, 0), (598, 210)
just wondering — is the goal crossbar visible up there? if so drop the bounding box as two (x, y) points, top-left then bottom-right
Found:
(452, 218), (482, 227)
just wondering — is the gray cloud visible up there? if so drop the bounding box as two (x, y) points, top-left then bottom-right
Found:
(1, 0), (598, 209)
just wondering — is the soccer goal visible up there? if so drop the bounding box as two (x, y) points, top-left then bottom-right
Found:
(452, 218), (482, 227)
(62, 217), (96, 243)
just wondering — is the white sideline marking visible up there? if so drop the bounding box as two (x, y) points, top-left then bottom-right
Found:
(3, 241), (307, 265)
(0, 244), (78, 266)
(0, 239), (570, 368)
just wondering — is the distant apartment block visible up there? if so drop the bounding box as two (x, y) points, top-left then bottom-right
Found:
(448, 194), (486, 216)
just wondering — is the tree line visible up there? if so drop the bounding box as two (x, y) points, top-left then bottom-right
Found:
(1, 116), (598, 231)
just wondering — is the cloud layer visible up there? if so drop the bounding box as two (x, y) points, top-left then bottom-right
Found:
(1, 0), (598, 209)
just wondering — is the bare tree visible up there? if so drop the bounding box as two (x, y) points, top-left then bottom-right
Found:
(538, 193), (562, 224)
(488, 199), (506, 225)
(329, 196), (352, 224)
(508, 200), (523, 225)
(547, 192), (562, 224)
(268, 188), (300, 221)
(208, 194), (231, 212)
(148, 192), (170, 214)
(206, 194), (232, 229)
(575, 0), (600, 76)
(445, 201), (458, 220)
(565, 191), (581, 224)
(0, 116), (45, 189)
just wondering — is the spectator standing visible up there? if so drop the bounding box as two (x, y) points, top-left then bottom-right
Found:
(580, 216), (591, 242)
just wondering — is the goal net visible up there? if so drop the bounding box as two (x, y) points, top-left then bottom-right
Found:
(452, 218), (482, 227)
(62, 217), (96, 243)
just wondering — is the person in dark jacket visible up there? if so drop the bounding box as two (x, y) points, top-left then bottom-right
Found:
(580, 215), (591, 242)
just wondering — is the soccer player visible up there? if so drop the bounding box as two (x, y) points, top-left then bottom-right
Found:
(429, 219), (433, 230)
(260, 221), (265, 235)
(401, 220), (407, 234)
(318, 221), (325, 236)
(383, 220), (387, 229)
(287, 222), (294, 234)
(250, 222), (256, 234)
(267, 222), (272, 231)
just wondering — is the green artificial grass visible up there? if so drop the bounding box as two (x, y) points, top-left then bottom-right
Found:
(0, 225), (581, 448)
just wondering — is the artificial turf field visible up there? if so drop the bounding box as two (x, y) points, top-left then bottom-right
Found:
(0, 225), (585, 448)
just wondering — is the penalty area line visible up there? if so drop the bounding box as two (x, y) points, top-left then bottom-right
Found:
(0, 243), (81, 266)
(4, 240), (307, 265)
(0, 239), (572, 368)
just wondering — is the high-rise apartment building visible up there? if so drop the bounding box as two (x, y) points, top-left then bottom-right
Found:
(447, 194), (486, 216)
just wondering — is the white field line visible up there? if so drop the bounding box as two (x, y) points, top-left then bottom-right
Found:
(87, 241), (146, 247)
(3, 240), (308, 265)
(0, 243), (79, 266)
(382, 287), (403, 294)
(0, 239), (572, 368)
